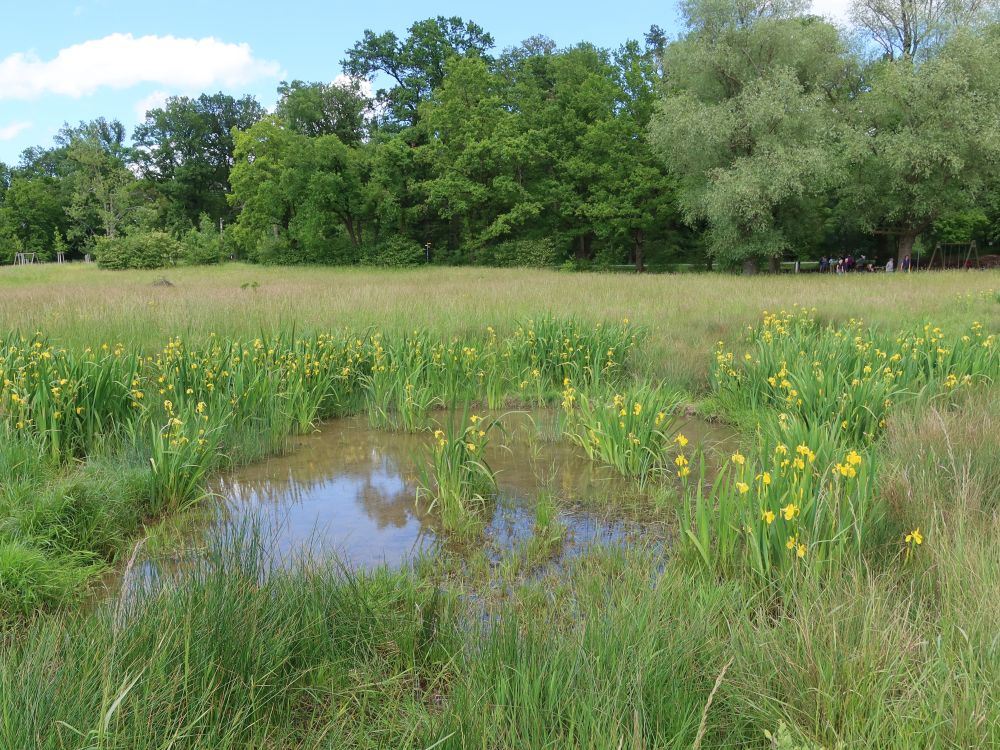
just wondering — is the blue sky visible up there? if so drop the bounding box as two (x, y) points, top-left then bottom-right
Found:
(0, 0), (688, 163)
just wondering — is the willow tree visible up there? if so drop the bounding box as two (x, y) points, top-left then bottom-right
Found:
(850, 0), (998, 60)
(838, 30), (1000, 263)
(651, 1), (856, 271)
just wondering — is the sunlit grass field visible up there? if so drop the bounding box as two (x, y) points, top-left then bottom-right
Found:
(3, 263), (997, 386)
(2, 263), (999, 749)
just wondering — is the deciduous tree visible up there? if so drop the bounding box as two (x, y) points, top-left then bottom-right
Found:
(342, 16), (494, 127)
(838, 31), (1000, 262)
(651, 1), (855, 270)
(133, 93), (266, 225)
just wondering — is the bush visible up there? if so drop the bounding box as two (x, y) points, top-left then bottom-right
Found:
(475, 238), (559, 267)
(591, 244), (627, 271)
(179, 215), (224, 266)
(250, 233), (297, 265)
(360, 236), (426, 267)
(94, 231), (183, 270)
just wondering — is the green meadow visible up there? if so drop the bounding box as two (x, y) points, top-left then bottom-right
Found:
(1, 264), (999, 749)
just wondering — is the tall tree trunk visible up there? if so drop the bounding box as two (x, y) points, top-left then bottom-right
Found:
(345, 217), (359, 247)
(897, 231), (917, 266)
(633, 229), (645, 273)
(767, 256), (781, 274)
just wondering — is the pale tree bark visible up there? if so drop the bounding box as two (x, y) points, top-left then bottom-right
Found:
(850, 0), (993, 60)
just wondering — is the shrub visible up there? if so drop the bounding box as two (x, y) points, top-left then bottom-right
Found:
(94, 231), (183, 270)
(476, 238), (559, 267)
(591, 244), (626, 271)
(360, 236), (426, 267)
(179, 215), (224, 266)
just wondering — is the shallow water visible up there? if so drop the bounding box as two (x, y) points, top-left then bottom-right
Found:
(205, 410), (733, 568)
(119, 410), (734, 592)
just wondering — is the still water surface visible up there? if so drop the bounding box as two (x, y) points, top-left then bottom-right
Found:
(200, 410), (734, 569)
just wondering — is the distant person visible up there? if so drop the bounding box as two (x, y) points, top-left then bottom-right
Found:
(885, 257), (894, 273)
(901, 254), (912, 272)
(819, 256), (829, 272)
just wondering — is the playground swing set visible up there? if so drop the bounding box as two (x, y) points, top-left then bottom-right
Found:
(12, 251), (75, 266)
(925, 240), (982, 270)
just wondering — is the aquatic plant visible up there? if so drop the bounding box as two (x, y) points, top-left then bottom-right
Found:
(679, 307), (998, 578)
(417, 411), (503, 536)
(563, 382), (685, 484)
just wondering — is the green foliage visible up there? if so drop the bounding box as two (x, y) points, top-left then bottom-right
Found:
(95, 230), (182, 270)
(276, 79), (370, 143)
(1, 532), (455, 747)
(563, 383), (685, 483)
(0, 176), (66, 258)
(360, 235), (425, 266)
(764, 722), (832, 749)
(652, 14), (853, 267)
(474, 238), (560, 267)
(1, 277), (1000, 747)
(7, 13), (1000, 271)
(0, 541), (96, 618)
(679, 306), (998, 578)
(133, 93), (266, 225)
(177, 214), (225, 265)
(838, 32), (1000, 260)
(343, 15), (495, 126)
(60, 119), (139, 244)
(146, 402), (224, 511)
(932, 209), (988, 244)
(0, 316), (643, 616)
(229, 118), (374, 263)
(418, 411), (500, 535)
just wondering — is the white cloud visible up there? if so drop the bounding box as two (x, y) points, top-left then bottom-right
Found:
(331, 74), (385, 122)
(133, 89), (170, 119)
(811, 0), (852, 24)
(332, 74), (375, 99)
(0, 120), (32, 140)
(0, 33), (283, 100)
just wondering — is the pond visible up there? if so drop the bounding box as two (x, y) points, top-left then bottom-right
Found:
(122, 410), (735, 589)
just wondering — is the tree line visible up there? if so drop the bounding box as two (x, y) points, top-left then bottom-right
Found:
(3, 0), (1000, 272)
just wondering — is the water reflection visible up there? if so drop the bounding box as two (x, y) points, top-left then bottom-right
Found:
(201, 411), (734, 569)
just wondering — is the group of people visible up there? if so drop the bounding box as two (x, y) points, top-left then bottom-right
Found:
(818, 254), (912, 273)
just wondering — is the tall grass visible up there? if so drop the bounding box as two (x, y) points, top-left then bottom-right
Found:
(8, 431), (1000, 750)
(0, 317), (644, 617)
(1, 525), (456, 749)
(2, 264), (995, 388)
(1, 266), (999, 747)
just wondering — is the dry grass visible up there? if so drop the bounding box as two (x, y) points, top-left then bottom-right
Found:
(2, 263), (998, 387)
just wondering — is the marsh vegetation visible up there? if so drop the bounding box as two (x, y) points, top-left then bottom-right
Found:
(1, 265), (998, 748)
